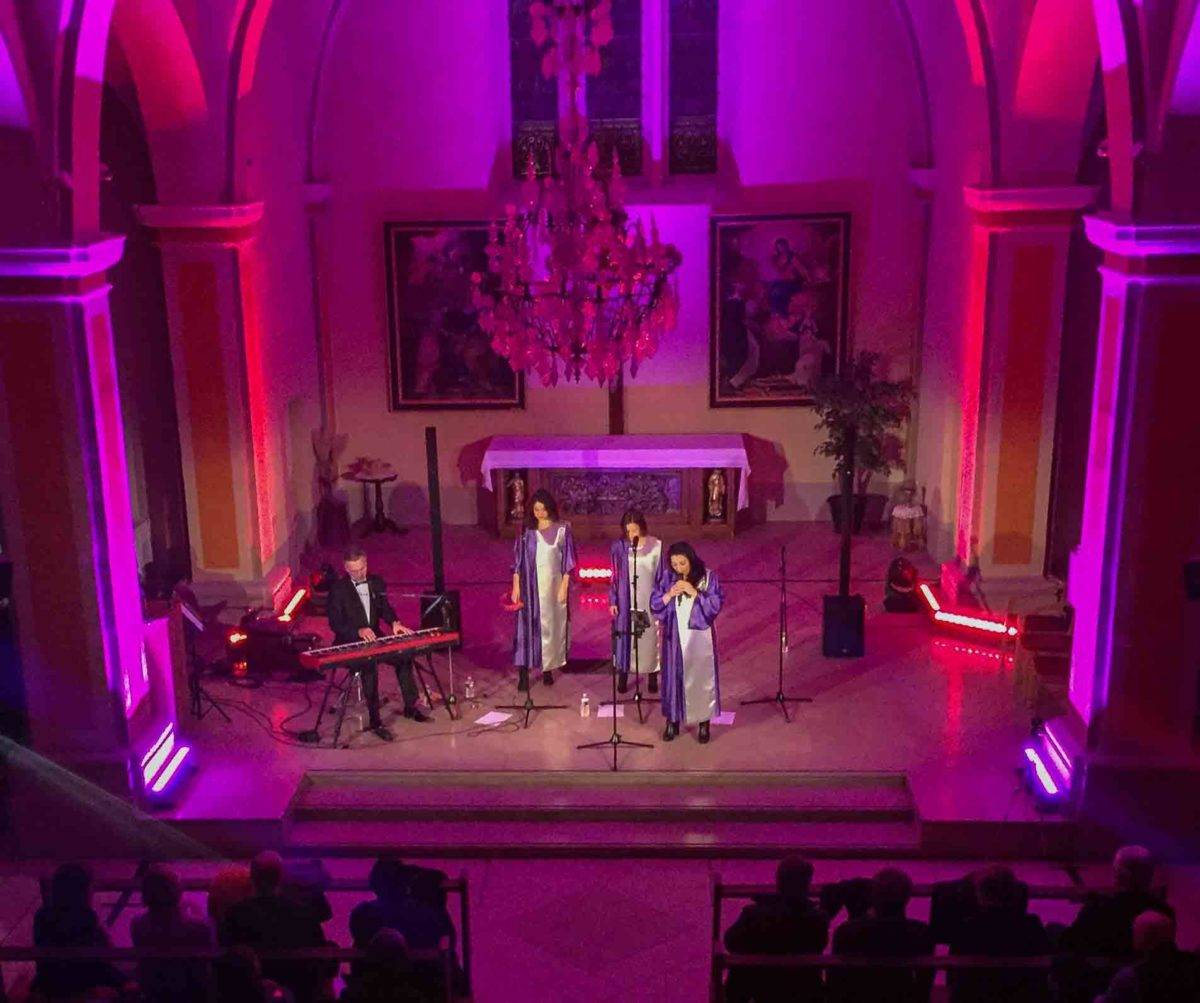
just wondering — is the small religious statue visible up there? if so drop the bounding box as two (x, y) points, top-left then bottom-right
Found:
(890, 482), (927, 551)
(507, 472), (527, 524)
(705, 469), (727, 522)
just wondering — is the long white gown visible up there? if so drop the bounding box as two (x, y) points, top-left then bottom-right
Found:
(675, 578), (718, 725)
(535, 524), (569, 671)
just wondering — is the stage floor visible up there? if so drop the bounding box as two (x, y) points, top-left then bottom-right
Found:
(167, 522), (1049, 844)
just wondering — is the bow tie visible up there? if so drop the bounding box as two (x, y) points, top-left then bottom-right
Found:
(353, 580), (369, 589)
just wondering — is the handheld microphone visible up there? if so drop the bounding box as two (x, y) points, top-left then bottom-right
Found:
(676, 572), (686, 607)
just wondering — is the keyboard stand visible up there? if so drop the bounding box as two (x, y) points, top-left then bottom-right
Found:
(298, 663), (358, 746)
(414, 652), (457, 721)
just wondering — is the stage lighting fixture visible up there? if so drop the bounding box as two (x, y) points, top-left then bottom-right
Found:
(884, 557), (921, 612)
(277, 586), (308, 622)
(1020, 715), (1079, 813)
(919, 583), (1019, 639)
(139, 720), (195, 804)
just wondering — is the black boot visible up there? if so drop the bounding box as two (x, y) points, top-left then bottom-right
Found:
(542, 669), (554, 686)
(517, 668), (529, 692)
(662, 720), (679, 741)
(648, 672), (659, 694)
(617, 672), (629, 694)
(698, 721), (710, 744)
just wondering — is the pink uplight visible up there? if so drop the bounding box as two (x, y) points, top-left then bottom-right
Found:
(142, 729), (176, 787)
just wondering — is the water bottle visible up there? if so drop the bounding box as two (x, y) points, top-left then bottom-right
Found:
(580, 693), (590, 718)
(464, 676), (476, 702)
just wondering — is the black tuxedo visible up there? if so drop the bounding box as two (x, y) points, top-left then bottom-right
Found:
(326, 574), (419, 724)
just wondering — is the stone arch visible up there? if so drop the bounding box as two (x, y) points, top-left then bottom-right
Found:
(1091, 0), (1146, 214)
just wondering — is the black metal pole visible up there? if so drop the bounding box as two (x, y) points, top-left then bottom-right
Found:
(839, 426), (856, 598)
(425, 426), (445, 595)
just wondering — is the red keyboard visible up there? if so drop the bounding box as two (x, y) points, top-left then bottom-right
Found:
(299, 628), (460, 669)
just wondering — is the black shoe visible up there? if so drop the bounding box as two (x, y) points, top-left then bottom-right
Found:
(698, 721), (710, 744)
(662, 721), (679, 742)
(617, 672), (629, 694)
(404, 708), (432, 723)
(517, 668), (529, 692)
(542, 670), (555, 686)
(648, 673), (659, 694)
(372, 724), (395, 742)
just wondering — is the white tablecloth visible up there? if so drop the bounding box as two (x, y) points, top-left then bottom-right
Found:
(480, 434), (751, 510)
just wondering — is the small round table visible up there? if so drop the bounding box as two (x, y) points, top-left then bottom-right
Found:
(345, 472), (405, 536)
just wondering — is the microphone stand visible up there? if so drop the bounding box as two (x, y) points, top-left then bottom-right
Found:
(741, 545), (813, 722)
(578, 537), (653, 770)
(497, 525), (568, 729)
(611, 536), (648, 723)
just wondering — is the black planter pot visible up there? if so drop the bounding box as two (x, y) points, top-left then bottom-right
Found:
(827, 493), (890, 534)
(827, 494), (866, 534)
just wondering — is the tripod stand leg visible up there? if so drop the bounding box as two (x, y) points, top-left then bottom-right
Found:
(331, 669), (355, 746)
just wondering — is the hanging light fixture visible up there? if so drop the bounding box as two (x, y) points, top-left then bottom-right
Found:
(473, 0), (682, 388)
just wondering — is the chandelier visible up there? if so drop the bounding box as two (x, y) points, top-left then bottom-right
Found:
(472, 0), (682, 388)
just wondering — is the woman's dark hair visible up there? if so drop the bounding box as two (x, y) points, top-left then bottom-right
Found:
(527, 489), (560, 527)
(666, 541), (706, 587)
(49, 863), (93, 911)
(619, 508), (648, 536)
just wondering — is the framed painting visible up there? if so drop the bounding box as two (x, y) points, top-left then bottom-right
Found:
(709, 212), (851, 407)
(384, 221), (524, 410)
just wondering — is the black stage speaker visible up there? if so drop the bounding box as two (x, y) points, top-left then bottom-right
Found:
(420, 590), (462, 649)
(823, 594), (865, 657)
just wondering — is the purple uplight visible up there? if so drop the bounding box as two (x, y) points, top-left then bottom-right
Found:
(150, 746), (191, 795)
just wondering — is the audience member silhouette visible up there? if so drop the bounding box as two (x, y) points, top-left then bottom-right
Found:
(31, 863), (127, 1000)
(348, 858), (459, 998)
(221, 851), (331, 1003)
(723, 856), (829, 1002)
(949, 865), (1051, 1002)
(1095, 909), (1200, 1002)
(1063, 846), (1169, 957)
(340, 929), (436, 1003)
(215, 945), (296, 1003)
(130, 863), (213, 1003)
(819, 876), (873, 925)
(830, 868), (935, 1003)
(208, 863), (255, 936)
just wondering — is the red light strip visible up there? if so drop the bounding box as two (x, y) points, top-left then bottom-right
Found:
(920, 584), (1018, 637)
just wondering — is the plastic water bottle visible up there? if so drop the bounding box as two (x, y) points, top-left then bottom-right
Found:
(464, 676), (476, 702)
(580, 693), (591, 718)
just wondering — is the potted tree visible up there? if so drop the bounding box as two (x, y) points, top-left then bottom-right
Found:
(808, 352), (913, 534)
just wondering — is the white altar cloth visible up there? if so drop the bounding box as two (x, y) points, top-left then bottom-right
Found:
(480, 434), (751, 510)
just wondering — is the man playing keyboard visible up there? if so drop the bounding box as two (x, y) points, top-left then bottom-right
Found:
(327, 545), (431, 741)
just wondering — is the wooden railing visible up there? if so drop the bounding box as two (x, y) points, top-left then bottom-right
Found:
(40, 869), (472, 997)
(0, 942), (457, 1003)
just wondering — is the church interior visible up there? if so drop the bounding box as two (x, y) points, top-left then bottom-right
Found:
(1, 1), (1199, 1000)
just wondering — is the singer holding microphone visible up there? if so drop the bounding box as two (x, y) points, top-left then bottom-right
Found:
(608, 509), (669, 694)
(650, 541), (725, 744)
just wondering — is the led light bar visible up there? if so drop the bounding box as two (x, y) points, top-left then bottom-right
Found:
(576, 566), (613, 581)
(142, 730), (175, 787)
(140, 722), (173, 771)
(919, 584), (1019, 638)
(151, 746), (192, 794)
(277, 587), (308, 623)
(1024, 746), (1060, 797)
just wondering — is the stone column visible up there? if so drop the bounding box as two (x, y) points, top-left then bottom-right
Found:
(135, 203), (289, 607)
(0, 239), (142, 788)
(1066, 218), (1200, 851)
(955, 186), (1097, 583)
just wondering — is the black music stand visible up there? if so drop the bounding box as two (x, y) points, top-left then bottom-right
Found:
(741, 545), (814, 722)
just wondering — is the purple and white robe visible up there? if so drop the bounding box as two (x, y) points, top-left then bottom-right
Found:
(512, 523), (576, 671)
(609, 536), (668, 675)
(650, 570), (724, 725)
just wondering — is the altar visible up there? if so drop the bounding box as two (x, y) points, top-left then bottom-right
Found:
(479, 434), (751, 540)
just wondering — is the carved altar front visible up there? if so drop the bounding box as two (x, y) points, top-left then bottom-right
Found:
(478, 435), (750, 540)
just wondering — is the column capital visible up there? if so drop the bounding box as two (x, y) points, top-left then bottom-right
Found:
(0, 236), (126, 298)
(135, 202), (264, 245)
(1084, 215), (1200, 276)
(964, 185), (1098, 228)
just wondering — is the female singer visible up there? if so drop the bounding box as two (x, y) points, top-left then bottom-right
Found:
(608, 509), (669, 694)
(651, 541), (725, 744)
(511, 489), (576, 691)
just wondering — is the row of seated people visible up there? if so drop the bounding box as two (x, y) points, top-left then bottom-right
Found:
(722, 845), (1200, 1002)
(26, 852), (465, 1003)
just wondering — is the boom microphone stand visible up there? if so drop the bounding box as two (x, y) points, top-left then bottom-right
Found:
(741, 545), (813, 722)
(612, 536), (649, 723)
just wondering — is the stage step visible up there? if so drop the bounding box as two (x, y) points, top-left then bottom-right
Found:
(283, 770), (920, 858)
(283, 818), (922, 859)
